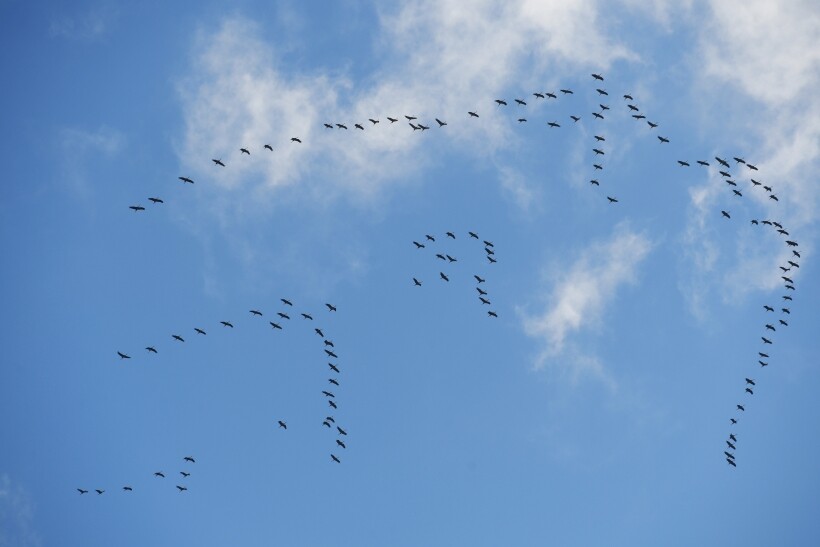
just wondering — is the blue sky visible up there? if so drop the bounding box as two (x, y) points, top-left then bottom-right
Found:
(1, 1), (819, 545)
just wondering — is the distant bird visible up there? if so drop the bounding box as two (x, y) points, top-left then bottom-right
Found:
(730, 418), (737, 424)
(480, 297), (491, 305)
(176, 485), (187, 492)
(469, 232), (479, 239)
(727, 441), (736, 450)
(764, 305), (774, 312)
(647, 121), (658, 128)
(657, 136), (669, 143)
(590, 179), (600, 186)
(337, 426), (347, 436)
(322, 390), (335, 398)
(782, 308), (790, 314)
(405, 115), (417, 121)
(779, 319), (788, 326)
(281, 298), (293, 306)
(627, 105), (639, 112)
(593, 164), (603, 170)
(336, 439), (346, 449)
(446, 232), (456, 239)
(96, 489), (104, 495)
(761, 337), (773, 344)
(264, 144), (273, 151)
(325, 350), (338, 358)
(331, 454), (341, 463)
(221, 321), (234, 328)
(570, 116), (581, 122)
(446, 254), (457, 263)
(277, 312), (290, 320)
(546, 92), (557, 99)
(302, 313), (313, 320)
(250, 310), (263, 316)
(270, 322), (282, 330)
(746, 388), (754, 395)
(146, 347), (157, 353)
(592, 73), (604, 81)
(477, 287), (488, 296)
(172, 335), (184, 342)
(468, 111), (479, 118)
(413, 241), (425, 249)
(594, 135), (605, 142)
(724, 451), (735, 460)
(769, 194), (779, 201)
(324, 123), (333, 129)
(436, 118), (447, 127)
(495, 99), (507, 106)
(315, 328), (324, 337)
(278, 420), (287, 429)
(678, 160), (690, 167)
(697, 160), (710, 166)
(327, 417), (336, 424)
(413, 278), (422, 286)
(369, 118), (379, 125)
(180, 472), (190, 477)
(291, 137), (302, 143)
(715, 157), (730, 168)
(129, 205), (145, 212)
(240, 148), (250, 155)
(474, 275), (485, 283)
(436, 253), (446, 261)
(212, 159), (225, 167)
(354, 123), (364, 130)
(534, 92), (545, 99)
(721, 211), (731, 219)
(515, 99), (526, 106)
(596, 89), (608, 96)
(194, 328), (206, 335)
(324, 340), (334, 348)
(328, 363), (340, 373)
(488, 256), (497, 264)
(747, 164), (758, 171)
(387, 117), (398, 123)
(440, 272), (450, 282)
(154, 472), (165, 478)
(326, 303), (337, 312)
(593, 148), (605, 155)
(148, 197), (164, 204)
(184, 456), (195, 463)
(328, 400), (337, 409)
(323, 421), (331, 428)
(179, 176), (194, 184)
(737, 405), (745, 411)
(77, 488), (88, 494)
(733, 157), (745, 164)
(607, 196), (618, 203)
(759, 361), (768, 367)
(548, 121), (560, 128)
(561, 89), (574, 94)
(329, 378), (339, 386)
(488, 311), (498, 318)
(759, 352), (769, 358)
(117, 351), (131, 359)
(592, 112), (604, 120)
(632, 114), (646, 120)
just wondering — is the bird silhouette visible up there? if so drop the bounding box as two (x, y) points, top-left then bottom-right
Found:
(269, 322), (282, 330)
(123, 486), (133, 491)
(387, 117), (398, 123)
(737, 405), (745, 411)
(607, 196), (618, 203)
(468, 111), (479, 118)
(184, 456), (195, 463)
(440, 272), (450, 282)
(277, 312), (290, 320)
(129, 205), (145, 212)
(281, 298), (293, 306)
(721, 211), (731, 219)
(148, 197), (164, 204)
(212, 159), (225, 167)
(291, 137), (302, 143)
(302, 313), (313, 320)
(179, 176), (194, 184)
(154, 472), (165, 478)
(221, 321), (234, 328)
(240, 148), (250, 155)
(180, 471), (190, 477)
(264, 144), (273, 151)
(77, 488), (88, 494)
(328, 363), (340, 373)
(331, 454), (341, 463)
(488, 311), (498, 318)
(96, 489), (104, 495)
(315, 328), (324, 337)
(176, 485), (188, 492)
(336, 439), (346, 449)
(117, 351), (131, 359)
(475, 275), (485, 283)
(325, 350), (338, 358)
(172, 335), (184, 342)
(278, 420), (287, 429)
(194, 328), (206, 335)
(413, 278), (422, 286)
(326, 303), (337, 312)
(657, 136), (669, 143)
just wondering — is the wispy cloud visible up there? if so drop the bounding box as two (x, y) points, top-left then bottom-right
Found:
(58, 126), (124, 198)
(49, 6), (116, 41)
(521, 224), (652, 388)
(0, 474), (41, 547)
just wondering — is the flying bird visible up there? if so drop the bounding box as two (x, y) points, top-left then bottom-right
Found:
(607, 196), (618, 203)
(436, 118), (447, 127)
(148, 197), (164, 204)
(721, 210), (731, 219)
(468, 111), (479, 118)
(387, 117), (398, 123)
(179, 176), (194, 184)
(172, 335), (184, 342)
(592, 73), (604, 81)
(221, 321), (234, 328)
(495, 99), (507, 106)
(657, 136), (669, 143)
(277, 312), (290, 320)
(77, 488), (88, 494)
(291, 137), (302, 143)
(250, 310), (263, 316)
(264, 144), (273, 151)
(596, 89), (608, 96)
(331, 454), (341, 463)
(281, 298), (293, 306)
(278, 420), (287, 429)
(337, 426), (347, 436)
(474, 275), (485, 283)
(176, 486), (188, 492)
(326, 303), (337, 312)
(440, 272), (450, 282)
(270, 322), (282, 330)
(325, 350), (338, 358)
(96, 489), (105, 495)
(488, 311), (498, 318)
(145, 347), (157, 353)
(570, 115), (581, 122)
(678, 160), (690, 167)
(315, 328), (324, 337)
(336, 439), (346, 449)
(183, 456), (195, 463)
(117, 351), (131, 359)
(194, 328), (206, 335)
(154, 472), (165, 478)
(561, 89), (574, 94)
(180, 472), (190, 477)
(212, 159), (225, 167)
(240, 148), (250, 155)
(469, 232), (479, 239)
(647, 121), (658, 128)
(129, 205), (145, 212)
(413, 278), (422, 286)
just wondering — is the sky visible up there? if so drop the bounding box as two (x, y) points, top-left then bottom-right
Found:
(1, 1), (819, 545)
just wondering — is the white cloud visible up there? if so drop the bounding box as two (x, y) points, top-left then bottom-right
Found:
(521, 225), (652, 387)
(0, 474), (41, 547)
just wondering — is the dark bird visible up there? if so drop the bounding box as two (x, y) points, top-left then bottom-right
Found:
(301, 313), (313, 320)
(264, 144), (273, 151)
(764, 305), (774, 312)
(727, 441), (736, 450)
(436, 253), (446, 261)
(769, 194), (779, 201)
(721, 210), (731, 219)
(324, 340), (334, 348)
(405, 115), (417, 121)
(783, 294), (793, 300)
(778, 229), (789, 235)
(180, 472), (190, 477)
(145, 347), (157, 353)
(488, 311), (498, 318)
(782, 276), (793, 284)
(172, 335), (184, 342)
(657, 136), (669, 143)
(678, 160), (690, 167)
(730, 418), (737, 424)
(724, 451), (735, 460)
(759, 352), (769, 358)
(751, 179), (761, 186)
(323, 421), (331, 428)
(782, 308), (790, 314)
(331, 454), (341, 463)
(413, 277), (422, 286)
(715, 157), (730, 168)
(495, 99), (507, 106)
(183, 456), (195, 463)
(326, 303), (337, 312)
(627, 105), (639, 112)
(599, 104), (610, 111)
(480, 297), (491, 305)
(326, 417), (335, 423)
(515, 99), (527, 106)
(546, 92), (557, 99)
(468, 111), (479, 118)
(697, 160), (710, 166)
(77, 488), (88, 494)
(592, 73), (604, 81)
(534, 92), (545, 99)
(727, 459), (737, 467)
(291, 137), (301, 143)
(570, 115), (581, 122)
(176, 486), (187, 492)
(788, 261), (799, 268)
(325, 350), (338, 358)
(369, 118), (379, 125)
(212, 159), (226, 167)
(590, 179), (600, 186)
(761, 337), (773, 344)
(593, 148), (605, 155)
(355, 123), (364, 130)
(278, 420), (287, 429)
(785, 284), (795, 290)
(548, 121), (560, 128)
(764, 185), (773, 192)
(726, 180), (737, 186)
(733, 190), (742, 197)
(328, 363), (340, 373)
(759, 361), (768, 367)
(148, 197), (164, 204)
(446, 254), (457, 263)
(477, 287), (488, 296)
(592, 112), (604, 120)
(387, 117), (398, 123)
(594, 135), (605, 142)
(779, 319), (788, 326)
(751, 220), (759, 225)
(154, 472), (165, 478)
(194, 328), (206, 335)
(250, 310), (263, 316)
(179, 176), (194, 184)
(793, 251), (801, 258)
(737, 405), (745, 411)
(277, 312), (290, 320)
(329, 378), (339, 386)
(413, 241), (425, 249)
(240, 148), (250, 155)
(221, 321), (234, 328)
(322, 390), (335, 398)
(440, 272), (450, 282)
(324, 123), (333, 129)
(733, 157), (745, 164)
(593, 164), (603, 170)
(337, 426), (347, 436)
(561, 89), (574, 94)
(96, 489), (104, 495)
(129, 205), (145, 212)
(270, 322), (282, 330)
(747, 164), (758, 170)
(632, 114), (646, 120)
(474, 275), (485, 283)
(488, 256), (497, 264)
(446, 231), (456, 239)
(746, 388), (754, 395)
(315, 328), (324, 337)
(623, 94), (634, 100)
(436, 118), (447, 127)
(647, 121), (658, 128)
(596, 89), (608, 96)
(469, 231), (479, 239)
(328, 400), (337, 409)
(425, 234), (435, 242)
(117, 351), (131, 359)
(336, 439), (346, 449)
(607, 196), (618, 203)
(281, 299), (293, 306)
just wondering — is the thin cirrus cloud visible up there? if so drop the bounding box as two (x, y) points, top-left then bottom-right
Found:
(521, 225), (652, 387)
(175, 1), (637, 212)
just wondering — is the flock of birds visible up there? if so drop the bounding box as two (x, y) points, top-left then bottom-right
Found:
(94, 71), (803, 497)
(77, 456), (196, 496)
(409, 230), (499, 318)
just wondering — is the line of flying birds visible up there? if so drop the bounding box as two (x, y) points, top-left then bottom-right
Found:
(77, 456), (196, 495)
